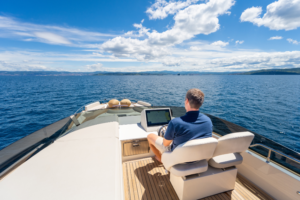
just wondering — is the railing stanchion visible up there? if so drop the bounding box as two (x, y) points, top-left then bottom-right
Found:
(267, 149), (271, 162)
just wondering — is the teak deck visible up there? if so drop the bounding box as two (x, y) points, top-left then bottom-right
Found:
(123, 158), (273, 200)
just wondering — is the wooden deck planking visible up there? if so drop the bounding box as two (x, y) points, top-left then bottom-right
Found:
(123, 140), (149, 156)
(123, 158), (274, 200)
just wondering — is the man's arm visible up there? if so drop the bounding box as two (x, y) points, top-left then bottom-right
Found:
(163, 121), (174, 147)
(163, 138), (172, 147)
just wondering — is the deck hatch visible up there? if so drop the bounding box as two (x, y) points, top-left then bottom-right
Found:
(123, 139), (149, 156)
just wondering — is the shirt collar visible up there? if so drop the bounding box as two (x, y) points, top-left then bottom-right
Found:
(185, 110), (200, 116)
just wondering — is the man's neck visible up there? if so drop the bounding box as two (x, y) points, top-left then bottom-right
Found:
(186, 108), (199, 112)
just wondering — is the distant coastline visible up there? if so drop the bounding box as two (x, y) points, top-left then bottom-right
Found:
(0, 67), (299, 76)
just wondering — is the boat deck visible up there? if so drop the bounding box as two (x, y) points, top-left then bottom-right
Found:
(123, 158), (273, 200)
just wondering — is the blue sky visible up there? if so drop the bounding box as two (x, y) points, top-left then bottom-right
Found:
(0, 0), (300, 72)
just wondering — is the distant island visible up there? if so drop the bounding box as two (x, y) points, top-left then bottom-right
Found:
(235, 68), (300, 75)
(0, 67), (299, 76)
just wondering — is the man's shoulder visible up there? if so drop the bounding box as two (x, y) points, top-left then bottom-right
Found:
(199, 113), (212, 122)
(170, 117), (183, 124)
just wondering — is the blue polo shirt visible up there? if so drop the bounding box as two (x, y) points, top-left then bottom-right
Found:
(164, 111), (212, 151)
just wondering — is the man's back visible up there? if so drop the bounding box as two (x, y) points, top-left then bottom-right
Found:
(164, 111), (212, 151)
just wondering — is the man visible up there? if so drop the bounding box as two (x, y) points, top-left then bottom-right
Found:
(147, 88), (213, 163)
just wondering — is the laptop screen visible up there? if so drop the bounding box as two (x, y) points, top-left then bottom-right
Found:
(146, 109), (171, 127)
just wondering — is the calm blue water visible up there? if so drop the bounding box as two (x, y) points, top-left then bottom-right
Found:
(0, 75), (299, 152)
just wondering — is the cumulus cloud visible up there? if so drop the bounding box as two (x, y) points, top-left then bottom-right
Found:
(240, 0), (300, 31)
(0, 16), (115, 46)
(287, 38), (299, 44)
(124, 19), (150, 37)
(101, 37), (169, 60)
(146, 0), (199, 20)
(148, 0), (235, 45)
(269, 36), (283, 40)
(235, 40), (244, 44)
(211, 40), (229, 47)
(102, 0), (235, 61)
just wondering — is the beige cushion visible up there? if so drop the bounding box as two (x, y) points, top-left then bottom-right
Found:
(108, 99), (119, 108)
(209, 153), (243, 168)
(85, 102), (106, 111)
(162, 137), (218, 171)
(137, 101), (151, 106)
(170, 160), (208, 177)
(120, 99), (131, 107)
(213, 132), (254, 157)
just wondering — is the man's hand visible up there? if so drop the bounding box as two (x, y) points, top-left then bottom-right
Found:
(163, 138), (172, 147)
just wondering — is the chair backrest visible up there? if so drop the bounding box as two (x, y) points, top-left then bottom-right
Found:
(162, 137), (218, 171)
(213, 132), (254, 157)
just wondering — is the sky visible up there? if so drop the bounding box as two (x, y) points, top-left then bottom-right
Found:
(0, 0), (300, 72)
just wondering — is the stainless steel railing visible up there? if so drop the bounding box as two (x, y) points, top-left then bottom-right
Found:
(250, 143), (300, 165)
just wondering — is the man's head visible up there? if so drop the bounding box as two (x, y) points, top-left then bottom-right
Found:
(185, 88), (205, 111)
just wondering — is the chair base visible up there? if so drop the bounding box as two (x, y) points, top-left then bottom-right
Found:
(170, 166), (237, 200)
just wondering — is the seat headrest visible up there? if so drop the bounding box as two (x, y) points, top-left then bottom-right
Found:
(213, 132), (254, 157)
(162, 137), (218, 171)
(108, 99), (119, 108)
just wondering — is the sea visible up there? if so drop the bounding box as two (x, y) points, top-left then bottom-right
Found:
(0, 75), (299, 152)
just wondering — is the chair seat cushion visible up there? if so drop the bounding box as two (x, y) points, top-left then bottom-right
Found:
(170, 160), (208, 177)
(209, 153), (243, 168)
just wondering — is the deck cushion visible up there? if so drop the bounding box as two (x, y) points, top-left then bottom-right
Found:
(85, 101), (106, 111)
(170, 160), (208, 177)
(0, 121), (122, 200)
(120, 99), (131, 107)
(108, 99), (119, 108)
(209, 152), (243, 168)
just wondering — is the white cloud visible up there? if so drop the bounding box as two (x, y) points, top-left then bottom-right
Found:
(287, 38), (299, 44)
(162, 57), (181, 66)
(1, 48), (300, 72)
(102, 0), (235, 61)
(146, 0), (199, 20)
(0, 60), (48, 71)
(211, 40), (229, 47)
(235, 40), (244, 44)
(183, 51), (300, 72)
(148, 0), (235, 45)
(101, 37), (169, 60)
(189, 41), (229, 51)
(0, 16), (115, 46)
(85, 63), (104, 71)
(240, 0), (300, 31)
(34, 32), (71, 45)
(124, 19), (150, 37)
(269, 36), (283, 40)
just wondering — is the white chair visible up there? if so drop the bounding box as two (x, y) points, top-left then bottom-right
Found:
(162, 132), (254, 200)
(209, 132), (254, 169)
(162, 137), (218, 200)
